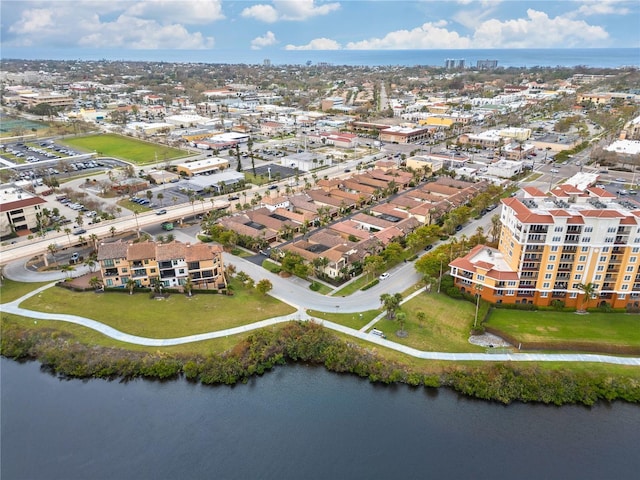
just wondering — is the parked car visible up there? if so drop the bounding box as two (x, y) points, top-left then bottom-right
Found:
(155, 209), (167, 215)
(379, 272), (390, 280)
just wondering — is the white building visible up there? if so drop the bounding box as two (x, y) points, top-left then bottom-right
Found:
(487, 160), (523, 178)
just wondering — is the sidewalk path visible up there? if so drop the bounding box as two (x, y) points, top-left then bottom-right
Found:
(3, 283), (639, 366)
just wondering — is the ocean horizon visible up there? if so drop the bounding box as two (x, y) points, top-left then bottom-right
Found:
(2, 47), (638, 69)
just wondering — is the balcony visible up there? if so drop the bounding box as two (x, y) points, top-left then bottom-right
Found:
(617, 227), (632, 235)
(556, 273), (570, 280)
(558, 264), (572, 272)
(553, 282), (568, 290)
(560, 255), (575, 262)
(132, 261), (144, 268)
(523, 254), (542, 261)
(460, 271), (473, 279)
(615, 236), (628, 245)
(562, 245), (578, 253)
(527, 235), (546, 244)
(525, 245), (544, 252)
(552, 290), (566, 298)
(517, 290), (535, 297)
(159, 261), (173, 269)
(160, 269), (175, 279)
(567, 226), (582, 234)
(564, 235), (580, 244)
(104, 268), (118, 277)
(529, 226), (548, 234)
(132, 270), (146, 278)
(599, 293), (613, 299)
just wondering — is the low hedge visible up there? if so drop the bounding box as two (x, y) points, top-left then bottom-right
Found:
(361, 279), (379, 291)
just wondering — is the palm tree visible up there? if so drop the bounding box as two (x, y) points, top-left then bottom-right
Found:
(89, 276), (103, 291)
(184, 277), (194, 297)
(126, 278), (136, 295)
(48, 243), (59, 264)
(61, 264), (75, 279)
(64, 228), (72, 246)
(109, 226), (117, 237)
(577, 282), (597, 313)
(380, 292), (403, 320)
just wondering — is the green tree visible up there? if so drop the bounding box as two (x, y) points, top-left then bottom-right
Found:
(380, 292), (403, 320)
(577, 282), (597, 313)
(126, 278), (136, 295)
(184, 277), (194, 297)
(256, 278), (273, 296)
(89, 276), (103, 291)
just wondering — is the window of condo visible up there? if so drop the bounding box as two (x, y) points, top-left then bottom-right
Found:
(549, 255), (556, 261)
(581, 246), (589, 252)
(633, 248), (640, 253)
(631, 257), (637, 263)
(552, 236), (561, 242)
(574, 274), (582, 280)
(579, 255), (586, 262)
(600, 256), (607, 262)
(624, 275), (631, 281)
(622, 285), (629, 290)
(543, 282), (550, 288)
(545, 273), (552, 279)
(582, 237), (590, 243)
(547, 264), (554, 270)
(569, 292), (577, 298)
(597, 265), (604, 271)
(619, 294), (626, 300)
(584, 226), (593, 233)
(577, 265), (584, 271)
(627, 266), (634, 272)
(540, 292), (548, 297)
(551, 246), (559, 251)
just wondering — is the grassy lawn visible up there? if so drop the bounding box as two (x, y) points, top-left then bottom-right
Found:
(62, 134), (187, 165)
(487, 309), (640, 347)
(20, 283), (296, 338)
(525, 172), (543, 181)
(310, 282), (333, 295)
(262, 259), (281, 273)
(374, 292), (483, 352)
(117, 199), (152, 213)
(307, 309), (379, 330)
(0, 279), (51, 304)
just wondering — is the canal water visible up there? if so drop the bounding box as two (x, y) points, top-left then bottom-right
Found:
(2, 358), (639, 479)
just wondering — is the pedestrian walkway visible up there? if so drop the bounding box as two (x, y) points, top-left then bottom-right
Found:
(3, 282), (639, 366)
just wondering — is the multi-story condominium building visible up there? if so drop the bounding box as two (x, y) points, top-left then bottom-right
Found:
(450, 185), (640, 310)
(0, 186), (46, 237)
(98, 240), (226, 290)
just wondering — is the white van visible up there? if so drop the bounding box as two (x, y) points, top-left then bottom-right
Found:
(370, 329), (386, 339)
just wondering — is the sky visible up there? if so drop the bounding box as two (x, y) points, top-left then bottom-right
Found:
(1, 0), (639, 57)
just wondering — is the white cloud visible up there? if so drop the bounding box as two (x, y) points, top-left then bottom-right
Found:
(346, 22), (472, 49)
(241, 4), (279, 23)
(574, 0), (630, 17)
(5, 1), (217, 49)
(242, 0), (340, 22)
(8, 8), (54, 35)
(124, 0), (225, 24)
(285, 38), (341, 50)
(472, 9), (610, 48)
(251, 31), (278, 50)
(78, 15), (215, 49)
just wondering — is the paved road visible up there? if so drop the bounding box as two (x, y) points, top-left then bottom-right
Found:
(3, 282), (639, 365)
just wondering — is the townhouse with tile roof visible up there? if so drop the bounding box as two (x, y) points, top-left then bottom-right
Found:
(97, 240), (226, 290)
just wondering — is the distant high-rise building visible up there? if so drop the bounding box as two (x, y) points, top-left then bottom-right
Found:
(477, 59), (498, 70)
(445, 58), (466, 69)
(263, 59), (271, 67)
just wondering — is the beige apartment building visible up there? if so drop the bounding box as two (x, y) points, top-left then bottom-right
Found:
(450, 185), (640, 310)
